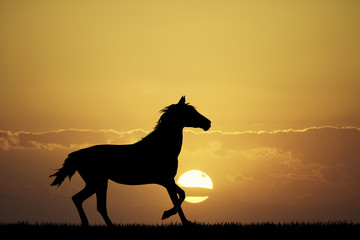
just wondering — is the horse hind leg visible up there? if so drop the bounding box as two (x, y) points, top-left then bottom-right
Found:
(72, 185), (95, 226)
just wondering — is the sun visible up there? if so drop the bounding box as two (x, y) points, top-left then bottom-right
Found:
(177, 170), (213, 203)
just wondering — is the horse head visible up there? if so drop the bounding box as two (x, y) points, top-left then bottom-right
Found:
(176, 96), (211, 131)
(157, 96), (211, 131)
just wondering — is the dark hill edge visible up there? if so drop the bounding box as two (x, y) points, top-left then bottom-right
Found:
(1, 221), (359, 237)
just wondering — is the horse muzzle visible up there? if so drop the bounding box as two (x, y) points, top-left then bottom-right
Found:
(202, 120), (211, 131)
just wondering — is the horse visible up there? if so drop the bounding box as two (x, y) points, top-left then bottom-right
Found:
(50, 96), (211, 226)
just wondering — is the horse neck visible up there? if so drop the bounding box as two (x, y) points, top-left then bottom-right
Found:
(155, 123), (183, 143)
(141, 124), (184, 156)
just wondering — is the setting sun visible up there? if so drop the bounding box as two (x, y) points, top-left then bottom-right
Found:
(177, 170), (213, 203)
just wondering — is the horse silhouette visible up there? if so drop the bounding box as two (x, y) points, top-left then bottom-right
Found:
(50, 96), (211, 226)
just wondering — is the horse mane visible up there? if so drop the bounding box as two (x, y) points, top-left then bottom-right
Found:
(139, 102), (193, 143)
(155, 102), (195, 130)
(155, 104), (177, 130)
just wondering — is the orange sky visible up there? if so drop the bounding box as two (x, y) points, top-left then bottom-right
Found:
(1, 0), (360, 224)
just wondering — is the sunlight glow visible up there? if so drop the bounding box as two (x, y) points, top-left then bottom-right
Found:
(177, 170), (213, 203)
(177, 170), (213, 189)
(185, 196), (209, 204)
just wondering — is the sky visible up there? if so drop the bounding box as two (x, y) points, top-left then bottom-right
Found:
(1, 0), (360, 224)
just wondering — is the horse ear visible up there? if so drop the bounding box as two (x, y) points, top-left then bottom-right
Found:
(178, 96), (186, 105)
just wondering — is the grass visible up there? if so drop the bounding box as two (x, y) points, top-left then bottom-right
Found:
(1, 221), (359, 237)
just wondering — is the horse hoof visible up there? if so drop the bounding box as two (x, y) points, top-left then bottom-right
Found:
(162, 208), (177, 220)
(182, 220), (195, 227)
(161, 210), (171, 220)
(107, 223), (114, 228)
(81, 223), (89, 228)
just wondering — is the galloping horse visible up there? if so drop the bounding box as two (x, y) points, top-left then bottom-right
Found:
(50, 96), (211, 226)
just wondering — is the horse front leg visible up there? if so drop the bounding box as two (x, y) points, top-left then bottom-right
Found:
(162, 182), (191, 225)
(162, 184), (185, 220)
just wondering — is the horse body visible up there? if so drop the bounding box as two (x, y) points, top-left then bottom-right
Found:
(50, 96), (210, 226)
(73, 126), (182, 185)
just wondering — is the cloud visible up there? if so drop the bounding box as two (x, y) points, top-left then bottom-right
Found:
(227, 173), (254, 183)
(1, 126), (360, 222)
(181, 126), (360, 208)
(270, 173), (322, 182)
(2, 126), (360, 191)
(0, 129), (148, 150)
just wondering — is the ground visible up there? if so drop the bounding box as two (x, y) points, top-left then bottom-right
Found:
(0, 221), (358, 238)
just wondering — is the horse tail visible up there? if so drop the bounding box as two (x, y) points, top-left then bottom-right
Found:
(50, 154), (77, 187)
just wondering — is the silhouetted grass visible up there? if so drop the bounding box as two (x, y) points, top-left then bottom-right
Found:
(1, 221), (359, 237)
